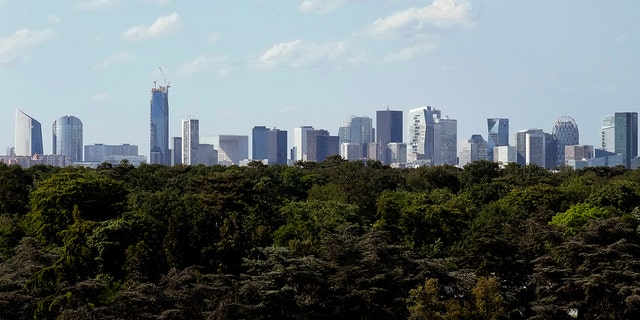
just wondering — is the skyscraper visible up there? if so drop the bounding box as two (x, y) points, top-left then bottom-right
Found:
(459, 134), (487, 166)
(601, 112), (638, 168)
(252, 126), (269, 160)
(408, 106), (441, 160)
(52, 115), (83, 162)
(182, 118), (199, 165)
(338, 116), (374, 160)
(551, 115), (579, 167)
(376, 109), (403, 164)
(267, 128), (288, 165)
(516, 129), (546, 167)
(252, 127), (287, 165)
(307, 129), (339, 162)
(376, 109), (403, 146)
(293, 126), (313, 162)
(433, 117), (457, 166)
(150, 85), (170, 165)
(15, 109), (43, 156)
(487, 118), (509, 162)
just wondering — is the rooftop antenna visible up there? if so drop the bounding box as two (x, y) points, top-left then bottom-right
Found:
(158, 66), (171, 89)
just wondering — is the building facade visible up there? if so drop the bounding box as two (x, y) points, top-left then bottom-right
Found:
(252, 126), (269, 161)
(487, 118), (509, 162)
(15, 109), (43, 157)
(376, 109), (403, 164)
(267, 128), (288, 165)
(52, 115), (83, 162)
(150, 86), (170, 165)
(84, 144), (139, 162)
(601, 112), (638, 168)
(307, 129), (339, 162)
(292, 126), (313, 162)
(215, 135), (249, 165)
(182, 118), (199, 165)
(408, 106), (441, 159)
(551, 115), (579, 168)
(433, 117), (457, 166)
(459, 134), (488, 166)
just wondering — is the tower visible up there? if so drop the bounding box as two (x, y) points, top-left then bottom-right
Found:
(602, 112), (638, 168)
(293, 126), (314, 162)
(15, 109), (43, 157)
(487, 118), (509, 161)
(551, 115), (579, 167)
(252, 126), (269, 161)
(52, 115), (83, 162)
(338, 115), (374, 159)
(182, 118), (199, 165)
(150, 85), (170, 165)
(433, 117), (457, 166)
(408, 106), (441, 161)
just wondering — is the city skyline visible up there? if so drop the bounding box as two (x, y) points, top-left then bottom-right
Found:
(1, 1), (639, 157)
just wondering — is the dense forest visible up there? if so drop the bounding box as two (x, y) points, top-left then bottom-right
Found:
(2, 158), (640, 319)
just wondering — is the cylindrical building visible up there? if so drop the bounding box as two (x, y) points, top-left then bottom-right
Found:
(52, 115), (83, 162)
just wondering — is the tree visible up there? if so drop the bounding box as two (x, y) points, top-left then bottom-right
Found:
(23, 171), (127, 245)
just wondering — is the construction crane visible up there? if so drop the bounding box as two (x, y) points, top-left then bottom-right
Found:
(158, 66), (171, 89)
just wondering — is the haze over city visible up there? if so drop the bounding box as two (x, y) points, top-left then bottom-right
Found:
(2, 0), (639, 157)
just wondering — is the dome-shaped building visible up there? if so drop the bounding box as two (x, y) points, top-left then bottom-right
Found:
(551, 115), (579, 167)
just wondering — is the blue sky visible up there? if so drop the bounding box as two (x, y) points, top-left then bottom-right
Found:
(2, 0), (639, 158)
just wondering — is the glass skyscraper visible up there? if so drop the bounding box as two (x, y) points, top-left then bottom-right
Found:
(602, 112), (638, 168)
(15, 109), (43, 157)
(150, 86), (170, 165)
(52, 115), (83, 162)
(551, 115), (579, 167)
(408, 106), (441, 159)
(487, 118), (509, 162)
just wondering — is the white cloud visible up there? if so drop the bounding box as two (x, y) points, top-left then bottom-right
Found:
(299, 0), (347, 14)
(89, 92), (110, 102)
(0, 29), (55, 65)
(94, 51), (136, 70)
(123, 13), (181, 40)
(177, 55), (230, 77)
(381, 43), (438, 63)
(369, 0), (474, 38)
(73, 0), (124, 12)
(255, 40), (366, 68)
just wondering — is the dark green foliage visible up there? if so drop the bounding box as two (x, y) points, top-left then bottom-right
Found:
(2, 161), (640, 318)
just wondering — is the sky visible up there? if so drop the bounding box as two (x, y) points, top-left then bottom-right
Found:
(2, 0), (639, 158)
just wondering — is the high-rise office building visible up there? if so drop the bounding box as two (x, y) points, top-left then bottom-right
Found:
(15, 109), (43, 157)
(52, 115), (83, 162)
(601, 112), (638, 168)
(340, 143), (363, 161)
(338, 115), (374, 159)
(252, 127), (287, 165)
(150, 85), (170, 165)
(252, 126), (269, 161)
(293, 126), (314, 162)
(516, 129), (546, 167)
(551, 115), (579, 168)
(307, 129), (339, 162)
(459, 134), (487, 166)
(215, 135), (249, 165)
(387, 142), (407, 165)
(172, 137), (182, 165)
(376, 109), (403, 164)
(267, 128), (288, 165)
(408, 106), (441, 161)
(376, 109), (403, 146)
(338, 116), (374, 144)
(182, 118), (199, 165)
(487, 118), (509, 162)
(433, 117), (457, 166)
